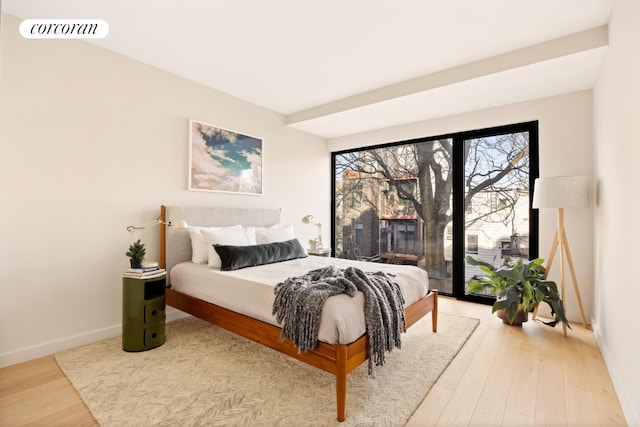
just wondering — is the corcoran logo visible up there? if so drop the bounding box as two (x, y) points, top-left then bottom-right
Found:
(19, 19), (109, 39)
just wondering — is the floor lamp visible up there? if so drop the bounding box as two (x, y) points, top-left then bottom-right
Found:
(532, 176), (589, 336)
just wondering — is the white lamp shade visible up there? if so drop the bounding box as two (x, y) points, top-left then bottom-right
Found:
(532, 176), (589, 209)
(170, 219), (189, 229)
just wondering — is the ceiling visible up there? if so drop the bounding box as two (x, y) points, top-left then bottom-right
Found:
(2, 0), (613, 139)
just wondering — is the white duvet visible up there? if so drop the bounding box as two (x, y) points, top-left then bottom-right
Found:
(170, 256), (429, 345)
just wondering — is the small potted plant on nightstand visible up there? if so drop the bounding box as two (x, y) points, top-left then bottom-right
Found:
(126, 239), (146, 269)
(465, 255), (571, 328)
(308, 238), (319, 251)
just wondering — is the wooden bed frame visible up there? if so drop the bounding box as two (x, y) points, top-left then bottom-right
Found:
(159, 205), (438, 422)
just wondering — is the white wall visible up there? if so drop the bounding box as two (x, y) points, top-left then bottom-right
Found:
(593, 0), (640, 423)
(329, 90), (595, 325)
(2, 5), (636, 421)
(0, 13), (330, 367)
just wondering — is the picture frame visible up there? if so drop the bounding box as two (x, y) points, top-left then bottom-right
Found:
(189, 119), (262, 195)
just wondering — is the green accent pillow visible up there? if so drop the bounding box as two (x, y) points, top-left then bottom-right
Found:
(214, 238), (308, 271)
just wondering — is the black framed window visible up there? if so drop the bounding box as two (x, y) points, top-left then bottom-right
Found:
(332, 121), (538, 302)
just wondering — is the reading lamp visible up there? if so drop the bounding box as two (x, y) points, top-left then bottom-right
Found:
(127, 218), (189, 233)
(532, 176), (589, 335)
(302, 214), (323, 249)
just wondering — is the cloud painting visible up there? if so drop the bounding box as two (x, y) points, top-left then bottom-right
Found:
(189, 120), (262, 195)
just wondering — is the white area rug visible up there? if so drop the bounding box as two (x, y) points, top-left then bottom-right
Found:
(56, 312), (478, 426)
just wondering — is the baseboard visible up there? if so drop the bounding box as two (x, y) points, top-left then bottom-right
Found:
(0, 324), (122, 368)
(592, 319), (638, 426)
(0, 308), (190, 368)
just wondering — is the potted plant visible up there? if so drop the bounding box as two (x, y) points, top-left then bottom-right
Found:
(126, 239), (146, 269)
(465, 255), (570, 328)
(308, 238), (319, 251)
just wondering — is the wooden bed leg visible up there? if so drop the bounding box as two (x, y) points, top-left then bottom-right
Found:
(432, 290), (438, 332)
(336, 345), (348, 422)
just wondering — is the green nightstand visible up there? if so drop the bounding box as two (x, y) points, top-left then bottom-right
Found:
(122, 274), (166, 352)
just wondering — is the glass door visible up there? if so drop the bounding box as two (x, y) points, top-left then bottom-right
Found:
(333, 138), (454, 294)
(457, 126), (537, 302)
(332, 121), (538, 302)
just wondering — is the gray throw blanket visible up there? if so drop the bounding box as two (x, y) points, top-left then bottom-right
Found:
(272, 265), (406, 374)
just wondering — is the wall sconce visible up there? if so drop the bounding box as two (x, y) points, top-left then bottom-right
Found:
(127, 217), (188, 233)
(301, 214), (323, 249)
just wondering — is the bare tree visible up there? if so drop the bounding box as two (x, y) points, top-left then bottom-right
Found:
(335, 132), (529, 279)
(464, 133), (530, 228)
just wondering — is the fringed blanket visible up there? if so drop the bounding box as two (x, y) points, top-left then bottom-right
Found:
(272, 265), (405, 374)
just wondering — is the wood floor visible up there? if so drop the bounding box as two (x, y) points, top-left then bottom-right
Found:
(407, 298), (626, 426)
(0, 297), (626, 426)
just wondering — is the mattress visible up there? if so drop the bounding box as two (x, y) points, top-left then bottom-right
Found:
(169, 256), (429, 345)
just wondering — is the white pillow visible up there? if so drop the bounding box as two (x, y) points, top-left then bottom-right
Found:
(255, 224), (296, 244)
(189, 225), (241, 264)
(202, 227), (256, 268)
(244, 227), (257, 245)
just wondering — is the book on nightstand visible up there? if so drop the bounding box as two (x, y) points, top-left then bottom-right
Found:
(307, 248), (332, 256)
(128, 266), (160, 273)
(122, 267), (166, 279)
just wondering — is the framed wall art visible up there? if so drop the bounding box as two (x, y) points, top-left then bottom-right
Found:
(189, 119), (263, 195)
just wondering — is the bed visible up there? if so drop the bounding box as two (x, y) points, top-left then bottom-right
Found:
(159, 205), (438, 422)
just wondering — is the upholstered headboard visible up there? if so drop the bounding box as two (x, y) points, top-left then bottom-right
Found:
(160, 205), (282, 285)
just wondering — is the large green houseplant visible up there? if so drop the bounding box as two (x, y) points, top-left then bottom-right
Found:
(465, 255), (570, 328)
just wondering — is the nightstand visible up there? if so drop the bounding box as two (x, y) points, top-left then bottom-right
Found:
(308, 248), (332, 257)
(122, 274), (166, 351)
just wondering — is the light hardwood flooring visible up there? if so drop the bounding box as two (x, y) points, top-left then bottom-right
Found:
(407, 298), (626, 426)
(0, 297), (626, 426)
(0, 354), (96, 426)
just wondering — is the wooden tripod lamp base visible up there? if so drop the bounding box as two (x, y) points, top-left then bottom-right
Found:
(532, 176), (590, 336)
(532, 209), (589, 336)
